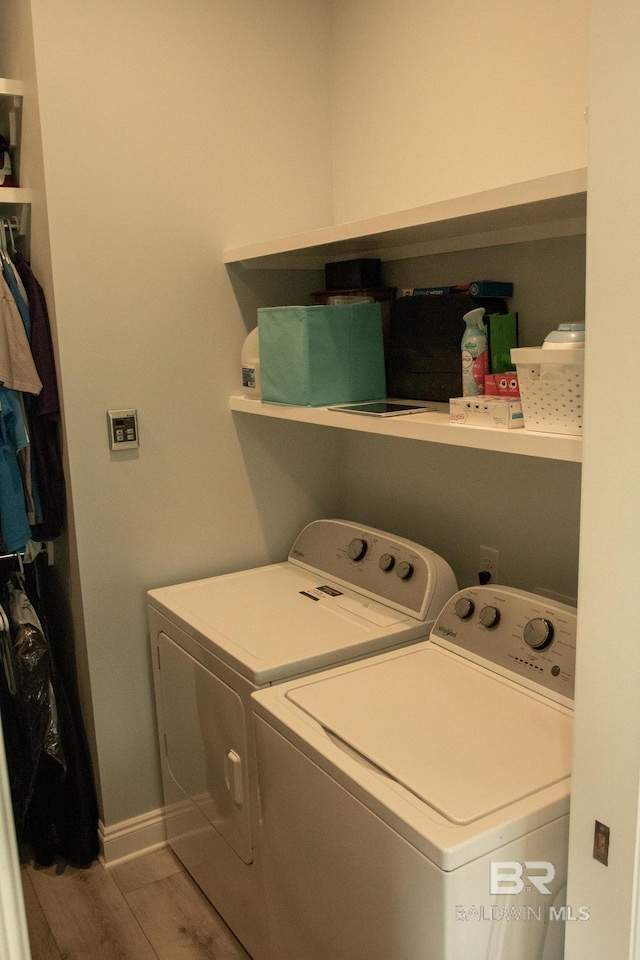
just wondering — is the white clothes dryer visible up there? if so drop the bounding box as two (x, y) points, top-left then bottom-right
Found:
(147, 519), (457, 960)
(252, 585), (577, 960)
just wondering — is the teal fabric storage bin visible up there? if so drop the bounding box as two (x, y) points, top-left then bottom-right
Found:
(258, 303), (386, 407)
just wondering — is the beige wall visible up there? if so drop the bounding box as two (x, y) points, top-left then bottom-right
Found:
(329, 0), (590, 222)
(9, 0), (340, 827)
(566, 0), (640, 955)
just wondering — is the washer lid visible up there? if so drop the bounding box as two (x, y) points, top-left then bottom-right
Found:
(286, 645), (573, 825)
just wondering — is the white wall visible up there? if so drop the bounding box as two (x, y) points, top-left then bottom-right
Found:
(329, 0), (590, 222)
(383, 233), (587, 348)
(18, 0), (340, 828)
(339, 436), (581, 598)
(565, 1), (640, 956)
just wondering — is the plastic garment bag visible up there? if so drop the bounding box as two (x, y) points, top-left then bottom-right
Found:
(0, 576), (65, 839)
(6, 577), (66, 769)
(0, 574), (98, 866)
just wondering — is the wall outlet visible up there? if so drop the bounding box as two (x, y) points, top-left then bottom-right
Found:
(480, 545), (499, 583)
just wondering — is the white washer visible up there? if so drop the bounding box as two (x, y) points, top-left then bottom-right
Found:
(252, 585), (577, 960)
(147, 519), (457, 960)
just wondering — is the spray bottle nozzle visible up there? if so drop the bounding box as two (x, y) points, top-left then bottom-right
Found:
(462, 307), (486, 328)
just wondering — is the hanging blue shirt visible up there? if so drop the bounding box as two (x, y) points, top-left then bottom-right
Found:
(0, 386), (31, 552)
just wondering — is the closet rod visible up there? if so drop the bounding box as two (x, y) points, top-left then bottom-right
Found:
(0, 544), (51, 565)
(1, 217), (18, 231)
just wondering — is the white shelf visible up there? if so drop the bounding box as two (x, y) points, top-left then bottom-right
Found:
(0, 79), (24, 98)
(227, 169), (587, 463)
(0, 77), (25, 199)
(229, 396), (582, 463)
(223, 169), (587, 269)
(0, 188), (31, 204)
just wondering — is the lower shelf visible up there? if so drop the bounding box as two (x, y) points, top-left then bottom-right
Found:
(229, 396), (582, 463)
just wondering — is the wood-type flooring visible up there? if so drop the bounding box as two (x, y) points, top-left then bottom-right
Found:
(21, 846), (251, 960)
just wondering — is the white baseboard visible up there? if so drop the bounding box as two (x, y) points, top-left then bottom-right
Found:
(99, 807), (167, 866)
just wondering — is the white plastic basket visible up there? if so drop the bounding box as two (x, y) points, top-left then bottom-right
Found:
(511, 347), (584, 436)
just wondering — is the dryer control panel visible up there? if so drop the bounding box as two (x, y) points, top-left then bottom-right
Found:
(288, 519), (457, 623)
(432, 585), (577, 702)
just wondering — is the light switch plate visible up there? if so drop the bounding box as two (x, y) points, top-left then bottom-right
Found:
(107, 409), (139, 450)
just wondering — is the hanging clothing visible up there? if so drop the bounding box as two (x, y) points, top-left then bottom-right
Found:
(16, 392), (40, 527)
(1, 574), (99, 867)
(2, 577), (65, 837)
(0, 243), (93, 867)
(13, 254), (65, 541)
(0, 387), (32, 553)
(0, 275), (42, 396)
(2, 257), (30, 338)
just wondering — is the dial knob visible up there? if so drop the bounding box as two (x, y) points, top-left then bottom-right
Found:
(379, 553), (395, 572)
(479, 605), (500, 629)
(395, 561), (414, 581)
(523, 617), (554, 650)
(454, 597), (475, 620)
(347, 538), (368, 562)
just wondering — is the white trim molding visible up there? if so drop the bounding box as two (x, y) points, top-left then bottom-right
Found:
(99, 807), (167, 866)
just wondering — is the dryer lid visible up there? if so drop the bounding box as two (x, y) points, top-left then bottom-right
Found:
(286, 645), (573, 825)
(148, 563), (418, 684)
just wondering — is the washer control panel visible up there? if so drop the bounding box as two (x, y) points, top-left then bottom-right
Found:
(288, 519), (457, 621)
(432, 585), (577, 701)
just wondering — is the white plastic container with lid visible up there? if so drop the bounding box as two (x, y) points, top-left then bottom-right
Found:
(511, 324), (585, 436)
(241, 327), (261, 400)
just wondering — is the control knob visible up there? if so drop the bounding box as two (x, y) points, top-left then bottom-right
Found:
(379, 553), (395, 572)
(395, 561), (414, 581)
(479, 605), (500, 629)
(454, 597), (474, 620)
(523, 617), (554, 650)
(347, 538), (368, 562)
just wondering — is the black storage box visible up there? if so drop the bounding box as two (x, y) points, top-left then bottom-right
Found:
(325, 258), (382, 291)
(386, 294), (508, 401)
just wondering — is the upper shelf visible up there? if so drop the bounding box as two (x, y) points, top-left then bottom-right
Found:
(0, 77), (25, 196)
(229, 396), (582, 463)
(223, 169), (587, 270)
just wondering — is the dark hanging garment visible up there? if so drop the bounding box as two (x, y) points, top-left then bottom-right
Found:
(22, 674), (100, 867)
(12, 254), (66, 541)
(5, 576), (99, 866)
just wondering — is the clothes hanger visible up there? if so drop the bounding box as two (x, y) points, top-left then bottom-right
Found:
(6, 218), (15, 256)
(0, 219), (11, 262)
